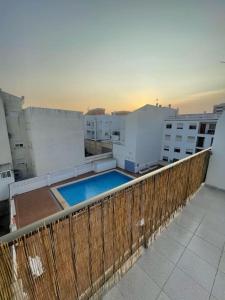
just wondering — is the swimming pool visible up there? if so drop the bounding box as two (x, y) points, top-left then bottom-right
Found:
(52, 170), (134, 208)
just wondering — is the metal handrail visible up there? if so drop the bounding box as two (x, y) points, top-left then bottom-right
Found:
(0, 148), (211, 243)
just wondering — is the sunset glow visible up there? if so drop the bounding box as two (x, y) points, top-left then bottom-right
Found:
(0, 0), (225, 113)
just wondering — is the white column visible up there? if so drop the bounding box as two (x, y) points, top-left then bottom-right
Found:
(206, 111), (225, 190)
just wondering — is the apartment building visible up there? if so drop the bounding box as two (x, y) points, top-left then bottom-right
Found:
(0, 90), (29, 181)
(23, 107), (85, 177)
(213, 103), (225, 114)
(161, 113), (218, 163)
(85, 113), (126, 142)
(0, 93), (15, 200)
(0, 90), (85, 199)
(113, 104), (177, 173)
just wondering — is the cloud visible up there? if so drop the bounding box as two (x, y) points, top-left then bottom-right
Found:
(174, 88), (225, 114)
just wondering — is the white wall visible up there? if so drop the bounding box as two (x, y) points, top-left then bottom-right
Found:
(113, 105), (176, 172)
(0, 97), (12, 165)
(0, 91), (29, 179)
(10, 152), (112, 197)
(135, 106), (176, 166)
(0, 96), (14, 200)
(206, 112), (225, 190)
(24, 108), (85, 177)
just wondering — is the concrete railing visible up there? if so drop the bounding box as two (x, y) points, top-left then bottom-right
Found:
(0, 149), (210, 300)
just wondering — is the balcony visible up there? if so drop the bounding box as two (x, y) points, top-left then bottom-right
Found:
(1, 149), (217, 300)
(104, 184), (225, 300)
(199, 123), (216, 135)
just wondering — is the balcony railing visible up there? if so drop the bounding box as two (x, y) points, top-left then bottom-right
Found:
(0, 149), (210, 300)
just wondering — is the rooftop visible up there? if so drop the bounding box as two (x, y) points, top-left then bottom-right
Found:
(14, 169), (140, 228)
(104, 185), (225, 300)
(165, 113), (219, 122)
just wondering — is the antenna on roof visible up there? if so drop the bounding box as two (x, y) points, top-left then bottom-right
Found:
(156, 99), (159, 107)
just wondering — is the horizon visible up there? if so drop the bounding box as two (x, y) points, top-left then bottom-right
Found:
(0, 0), (225, 114)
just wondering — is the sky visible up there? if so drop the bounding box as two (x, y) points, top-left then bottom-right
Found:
(0, 0), (225, 114)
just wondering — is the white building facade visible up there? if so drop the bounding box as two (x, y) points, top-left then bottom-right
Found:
(206, 111), (225, 190)
(0, 90), (29, 182)
(23, 107), (85, 177)
(85, 114), (126, 142)
(213, 103), (225, 115)
(113, 105), (177, 173)
(0, 93), (15, 200)
(0, 90), (86, 200)
(161, 113), (218, 163)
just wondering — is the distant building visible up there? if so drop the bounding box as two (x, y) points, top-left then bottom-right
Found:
(111, 111), (130, 116)
(86, 108), (105, 115)
(85, 114), (126, 142)
(0, 91), (15, 200)
(0, 90), (29, 181)
(113, 104), (177, 173)
(213, 103), (225, 114)
(161, 113), (218, 163)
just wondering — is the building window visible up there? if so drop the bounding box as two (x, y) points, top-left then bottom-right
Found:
(1, 171), (11, 179)
(207, 123), (216, 135)
(176, 135), (182, 142)
(173, 158), (179, 162)
(112, 131), (120, 136)
(199, 123), (206, 134)
(196, 136), (205, 148)
(163, 156), (168, 161)
(174, 147), (181, 153)
(186, 149), (193, 155)
(164, 146), (169, 151)
(166, 123), (172, 129)
(177, 123), (183, 129)
(165, 134), (171, 141)
(189, 124), (197, 130)
(187, 136), (195, 143)
(15, 143), (24, 148)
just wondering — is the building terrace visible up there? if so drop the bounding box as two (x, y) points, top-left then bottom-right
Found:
(104, 184), (225, 300)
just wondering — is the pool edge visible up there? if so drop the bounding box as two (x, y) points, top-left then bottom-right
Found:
(50, 169), (135, 210)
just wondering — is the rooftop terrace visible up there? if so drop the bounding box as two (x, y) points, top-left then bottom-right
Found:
(165, 113), (219, 121)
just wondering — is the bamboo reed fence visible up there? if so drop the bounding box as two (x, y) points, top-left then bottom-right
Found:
(0, 149), (210, 300)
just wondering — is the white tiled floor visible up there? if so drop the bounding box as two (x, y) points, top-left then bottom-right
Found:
(103, 185), (225, 300)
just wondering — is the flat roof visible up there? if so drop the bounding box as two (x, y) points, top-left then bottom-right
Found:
(14, 168), (139, 228)
(165, 113), (218, 121)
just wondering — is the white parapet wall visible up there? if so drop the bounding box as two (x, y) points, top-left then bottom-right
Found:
(206, 111), (225, 190)
(9, 153), (112, 198)
(93, 158), (116, 173)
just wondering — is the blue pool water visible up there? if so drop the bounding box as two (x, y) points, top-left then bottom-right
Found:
(57, 170), (133, 207)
